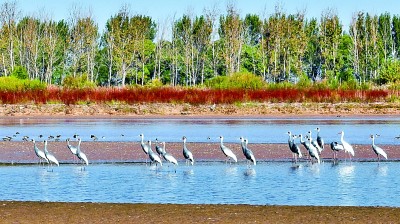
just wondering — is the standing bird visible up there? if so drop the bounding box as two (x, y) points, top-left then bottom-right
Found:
(76, 138), (89, 169)
(219, 136), (237, 163)
(308, 130), (323, 154)
(298, 134), (319, 164)
(370, 134), (388, 161)
(338, 131), (355, 160)
(287, 132), (302, 163)
(160, 142), (178, 170)
(32, 139), (48, 165)
(154, 138), (165, 158)
(66, 138), (78, 163)
(330, 141), (344, 161)
(43, 140), (59, 171)
(147, 140), (162, 167)
(239, 137), (256, 166)
(315, 127), (325, 151)
(139, 134), (150, 164)
(182, 136), (194, 165)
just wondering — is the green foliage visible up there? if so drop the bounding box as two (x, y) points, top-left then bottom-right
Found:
(11, 66), (28, 80)
(62, 74), (96, 89)
(377, 60), (400, 84)
(0, 76), (46, 91)
(206, 72), (266, 90)
(146, 78), (163, 88)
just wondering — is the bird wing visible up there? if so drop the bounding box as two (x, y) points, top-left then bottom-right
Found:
(375, 145), (388, 159)
(164, 153), (178, 165)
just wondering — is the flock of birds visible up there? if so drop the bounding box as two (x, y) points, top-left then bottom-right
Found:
(1, 127), (392, 171)
(287, 128), (388, 164)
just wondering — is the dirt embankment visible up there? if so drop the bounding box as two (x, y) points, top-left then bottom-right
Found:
(0, 102), (399, 117)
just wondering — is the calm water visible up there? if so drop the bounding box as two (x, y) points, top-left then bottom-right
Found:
(1, 162), (399, 207)
(0, 116), (400, 144)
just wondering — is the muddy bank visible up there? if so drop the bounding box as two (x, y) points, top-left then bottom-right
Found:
(1, 201), (399, 224)
(1, 102), (399, 117)
(1, 141), (398, 164)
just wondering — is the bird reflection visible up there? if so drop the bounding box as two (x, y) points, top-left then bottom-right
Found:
(243, 168), (256, 177)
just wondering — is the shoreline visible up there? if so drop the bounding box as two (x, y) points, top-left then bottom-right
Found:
(1, 102), (399, 117)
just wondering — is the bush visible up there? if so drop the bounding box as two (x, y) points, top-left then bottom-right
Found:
(206, 72), (266, 90)
(205, 76), (230, 89)
(62, 74), (96, 89)
(0, 76), (46, 91)
(10, 66), (28, 80)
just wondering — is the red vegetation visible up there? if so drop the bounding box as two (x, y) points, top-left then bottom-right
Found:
(0, 87), (396, 105)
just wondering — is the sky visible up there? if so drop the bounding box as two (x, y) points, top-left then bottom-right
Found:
(15, 0), (400, 31)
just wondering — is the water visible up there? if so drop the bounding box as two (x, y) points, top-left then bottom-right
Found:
(1, 162), (399, 206)
(1, 116), (400, 144)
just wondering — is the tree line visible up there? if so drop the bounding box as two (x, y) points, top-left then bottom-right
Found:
(1, 1), (400, 89)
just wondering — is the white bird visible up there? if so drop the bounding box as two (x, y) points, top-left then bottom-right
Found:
(147, 140), (162, 167)
(239, 137), (256, 166)
(32, 139), (48, 165)
(330, 141), (344, 161)
(339, 131), (355, 159)
(287, 132), (302, 163)
(370, 134), (388, 161)
(154, 138), (165, 158)
(160, 142), (178, 168)
(139, 134), (150, 164)
(43, 140), (59, 170)
(219, 136), (237, 163)
(66, 138), (78, 163)
(76, 138), (89, 168)
(182, 136), (194, 165)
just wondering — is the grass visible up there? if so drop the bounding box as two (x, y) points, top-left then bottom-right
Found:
(0, 86), (397, 105)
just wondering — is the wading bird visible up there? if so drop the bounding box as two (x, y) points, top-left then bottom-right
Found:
(338, 131), (355, 160)
(370, 134), (388, 161)
(160, 142), (178, 171)
(147, 140), (162, 167)
(219, 136), (237, 163)
(239, 137), (256, 166)
(298, 134), (319, 164)
(287, 132), (302, 163)
(32, 139), (48, 165)
(315, 127), (325, 151)
(182, 136), (194, 165)
(76, 138), (89, 170)
(43, 140), (59, 171)
(330, 141), (344, 161)
(139, 134), (150, 164)
(66, 138), (78, 163)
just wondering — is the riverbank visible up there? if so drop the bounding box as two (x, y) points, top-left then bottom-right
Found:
(1, 102), (399, 117)
(1, 201), (399, 223)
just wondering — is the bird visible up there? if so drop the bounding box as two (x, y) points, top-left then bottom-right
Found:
(76, 138), (89, 169)
(298, 134), (319, 164)
(219, 136), (237, 163)
(308, 130), (323, 154)
(43, 140), (59, 171)
(139, 134), (150, 164)
(154, 138), (165, 158)
(239, 137), (256, 166)
(90, 134), (98, 141)
(287, 132), (302, 163)
(330, 141), (344, 161)
(370, 134), (388, 161)
(147, 140), (162, 167)
(32, 139), (48, 165)
(66, 138), (78, 163)
(160, 142), (178, 170)
(315, 127), (325, 151)
(338, 131), (355, 160)
(182, 136), (194, 165)
(306, 136), (320, 164)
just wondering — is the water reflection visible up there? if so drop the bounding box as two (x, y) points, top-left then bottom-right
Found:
(1, 162), (400, 206)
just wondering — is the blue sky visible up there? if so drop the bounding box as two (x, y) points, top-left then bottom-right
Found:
(17, 0), (400, 30)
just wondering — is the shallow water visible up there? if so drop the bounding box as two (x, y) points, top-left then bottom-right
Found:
(2, 162), (400, 207)
(1, 116), (400, 144)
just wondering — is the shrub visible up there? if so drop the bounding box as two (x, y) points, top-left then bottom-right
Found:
(229, 72), (266, 90)
(62, 74), (96, 89)
(205, 76), (230, 89)
(0, 76), (46, 91)
(11, 66), (29, 80)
